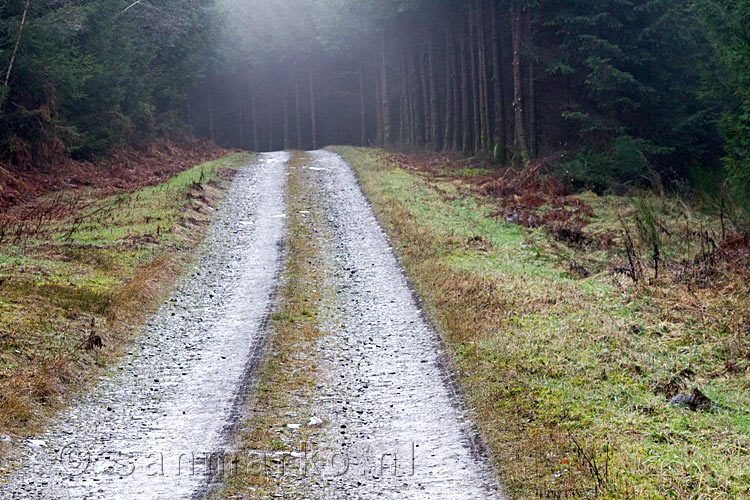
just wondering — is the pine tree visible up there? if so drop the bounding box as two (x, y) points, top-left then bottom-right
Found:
(700, 0), (750, 225)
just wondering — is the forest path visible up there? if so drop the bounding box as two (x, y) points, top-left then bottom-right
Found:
(243, 151), (504, 499)
(0, 152), (289, 499)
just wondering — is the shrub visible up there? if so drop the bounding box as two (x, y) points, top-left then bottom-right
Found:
(557, 135), (648, 194)
(724, 134), (750, 231)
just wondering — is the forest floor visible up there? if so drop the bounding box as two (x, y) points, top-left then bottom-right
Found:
(334, 146), (750, 499)
(0, 142), (245, 443)
(0, 139), (228, 211)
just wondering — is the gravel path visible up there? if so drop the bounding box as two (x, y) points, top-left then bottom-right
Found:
(1, 150), (504, 500)
(0, 152), (288, 499)
(301, 151), (504, 499)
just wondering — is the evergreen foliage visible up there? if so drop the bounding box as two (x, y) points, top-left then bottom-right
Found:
(0, 0), (213, 164)
(0, 0), (747, 218)
(700, 0), (750, 225)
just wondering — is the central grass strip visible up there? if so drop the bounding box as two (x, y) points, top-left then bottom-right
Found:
(214, 151), (335, 498)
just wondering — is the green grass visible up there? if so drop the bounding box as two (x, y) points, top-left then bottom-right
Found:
(334, 146), (750, 499)
(0, 152), (252, 439)
(456, 166), (492, 177)
(60, 153), (250, 246)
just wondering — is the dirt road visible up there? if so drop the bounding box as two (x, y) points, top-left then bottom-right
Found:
(0, 152), (289, 499)
(1, 151), (502, 499)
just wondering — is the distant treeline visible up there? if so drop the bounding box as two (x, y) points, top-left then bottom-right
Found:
(1, 0), (748, 218)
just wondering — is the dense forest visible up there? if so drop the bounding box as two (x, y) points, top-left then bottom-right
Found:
(1, 0), (748, 224)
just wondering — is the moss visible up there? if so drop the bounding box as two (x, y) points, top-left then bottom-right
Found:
(457, 167), (492, 177)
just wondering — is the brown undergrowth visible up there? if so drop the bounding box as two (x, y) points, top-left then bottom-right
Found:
(0, 139), (232, 249)
(383, 152), (610, 249)
(0, 138), (229, 210)
(337, 146), (750, 499)
(0, 151), (251, 451)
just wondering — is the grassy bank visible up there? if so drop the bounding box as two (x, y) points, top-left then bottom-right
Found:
(334, 146), (750, 499)
(0, 152), (252, 441)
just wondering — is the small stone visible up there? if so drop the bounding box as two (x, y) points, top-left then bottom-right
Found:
(670, 388), (714, 411)
(307, 416), (323, 427)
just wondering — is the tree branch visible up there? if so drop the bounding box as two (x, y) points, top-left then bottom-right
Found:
(120, 0), (146, 15)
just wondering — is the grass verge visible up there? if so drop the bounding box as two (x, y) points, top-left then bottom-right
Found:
(213, 151), (335, 498)
(0, 152), (252, 444)
(333, 146), (750, 499)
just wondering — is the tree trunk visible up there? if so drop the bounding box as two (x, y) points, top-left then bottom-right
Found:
(375, 62), (383, 145)
(443, 35), (453, 151)
(428, 33), (440, 151)
(459, 31), (472, 155)
(309, 64), (317, 150)
(527, 57), (537, 157)
(412, 48), (422, 146)
(268, 95), (273, 151)
(403, 47), (412, 145)
(238, 89), (244, 149)
(295, 71), (302, 149)
(283, 81), (290, 150)
(4, 0), (31, 86)
(406, 48), (417, 146)
(511, 0), (529, 161)
(478, 0), (491, 154)
(452, 38), (461, 151)
(475, 0), (485, 152)
(418, 47), (432, 146)
(491, 0), (507, 163)
(381, 31), (391, 145)
(187, 98), (193, 129)
(469, 4), (481, 153)
(359, 63), (367, 146)
(207, 93), (215, 142)
(399, 50), (408, 145)
(252, 87), (258, 152)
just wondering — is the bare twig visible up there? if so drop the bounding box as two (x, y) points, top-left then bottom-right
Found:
(617, 211), (642, 282)
(567, 430), (606, 493)
(118, 0), (163, 17)
(4, 0), (32, 87)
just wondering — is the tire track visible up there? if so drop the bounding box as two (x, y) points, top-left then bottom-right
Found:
(0, 152), (288, 500)
(299, 150), (504, 499)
